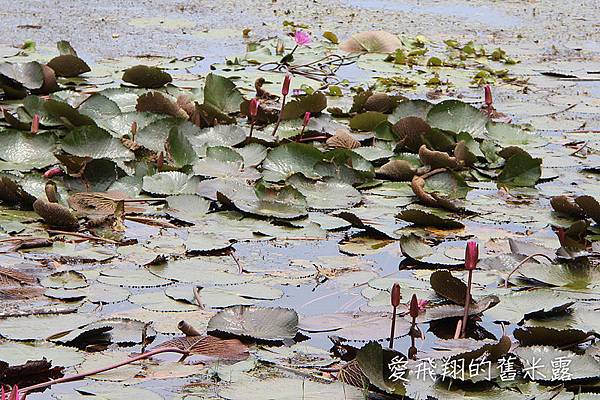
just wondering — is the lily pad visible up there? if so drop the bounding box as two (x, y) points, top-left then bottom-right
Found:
(208, 305), (298, 341)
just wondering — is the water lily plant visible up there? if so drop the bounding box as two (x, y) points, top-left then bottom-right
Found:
(281, 30), (311, 64)
(461, 240), (478, 338)
(388, 282), (400, 348)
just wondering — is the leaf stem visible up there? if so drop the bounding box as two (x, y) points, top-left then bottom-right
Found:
(271, 94), (287, 137)
(19, 347), (189, 395)
(504, 253), (554, 288)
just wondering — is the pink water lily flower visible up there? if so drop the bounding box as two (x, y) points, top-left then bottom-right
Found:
(294, 30), (311, 46)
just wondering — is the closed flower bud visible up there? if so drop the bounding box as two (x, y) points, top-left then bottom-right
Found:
(282, 74), (291, 96)
(391, 283), (400, 307)
(464, 241), (479, 270)
(31, 113), (40, 134)
(409, 294), (419, 318)
(43, 167), (63, 179)
(484, 85), (493, 107)
(303, 111), (311, 127)
(249, 98), (259, 118)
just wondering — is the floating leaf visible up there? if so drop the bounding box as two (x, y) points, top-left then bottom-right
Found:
(155, 335), (249, 360)
(122, 65), (172, 88)
(262, 142), (323, 181)
(299, 312), (411, 341)
(208, 305), (298, 341)
(219, 377), (365, 400)
(142, 172), (198, 195)
(61, 126), (132, 159)
(340, 31), (403, 53)
(430, 270), (470, 305)
(47, 55), (91, 77)
(426, 100), (488, 139)
(349, 111), (387, 131)
(498, 151), (542, 187)
(203, 73), (244, 114)
(281, 92), (327, 120)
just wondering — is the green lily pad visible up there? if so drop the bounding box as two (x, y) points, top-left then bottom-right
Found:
(426, 100), (488, 139)
(203, 73), (244, 114)
(287, 174), (362, 210)
(262, 142), (323, 182)
(142, 172), (198, 195)
(61, 126), (133, 159)
(208, 305), (298, 341)
(498, 151), (542, 187)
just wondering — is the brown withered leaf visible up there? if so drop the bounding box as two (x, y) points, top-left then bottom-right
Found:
(574, 195), (600, 224)
(376, 160), (416, 181)
(155, 335), (249, 360)
(326, 129), (361, 149)
(392, 117), (430, 152)
(411, 170), (461, 212)
(363, 92), (395, 113)
(0, 176), (36, 209)
(0, 286), (45, 300)
(136, 91), (188, 119)
(550, 196), (586, 219)
(0, 267), (37, 286)
(337, 360), (368, 388)
(430, 270), (471, 306)
(33, 198), (79, 229)
(54, 153), (93, 177)
(68, 191), (144, 217)
(418, 145), (461, 170)
(0, 359), (64, 388)
(47, 55), (91, 78)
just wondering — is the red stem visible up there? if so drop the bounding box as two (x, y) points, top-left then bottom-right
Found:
(19, 347), (188, 395)
(460, 270), (473, 338)
(271, 94), (287, 137)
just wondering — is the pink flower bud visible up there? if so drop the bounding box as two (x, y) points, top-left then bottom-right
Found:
(464, 241), (479, 270)
(294, 30), (311, 46)
(1, 387), (5, 400)
(131, 121), (138, 135)
(31, 113), (39, 134)
(282, 74), (291, 96)
(484, 85), (493, 107)
(409, 294), (419, 318)
(249, 98), (259, 118)
(43, 167), (63, 179)
(391, 283), (400, 307)
(303, 111), (311, 127)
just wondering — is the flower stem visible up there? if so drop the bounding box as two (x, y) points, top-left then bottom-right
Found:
(460, 269), (473, 338)
(388, 305), (397, 349)
(19, 347), (189, 395)
(249, 119), (255, 138)
(272, 94), (287, 137)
